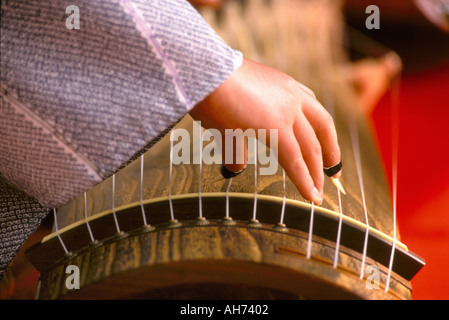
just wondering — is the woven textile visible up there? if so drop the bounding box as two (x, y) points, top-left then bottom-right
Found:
(0, 0), (242, 280)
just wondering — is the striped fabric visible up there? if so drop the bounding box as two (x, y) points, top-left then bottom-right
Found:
(0, 0), (242, 280)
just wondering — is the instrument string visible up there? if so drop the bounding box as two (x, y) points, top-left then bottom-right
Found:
(320, 51), (342, 268)
(385, 174), (398, 291)
(333, 188), (343, 268)
(226, 177), (233, 219)
(169, 131), (175, 221)
(53, 208), (69, 255)
(34, 280), (41, 300)
(84, 192), (95, 243)
(306, 201), (315, 259)
(385, 77), (401, 292)
(199, 126), (204, 219)
(252, 137), (258, 221)
(279, 169), (287, 225)
(140, 154), (149, 226)
(348, 115), (370, 279)
(111, 174), (122, 234)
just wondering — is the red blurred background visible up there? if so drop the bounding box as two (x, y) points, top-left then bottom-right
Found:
(345, 0), (449, 300)
(373, 63), (449, 300)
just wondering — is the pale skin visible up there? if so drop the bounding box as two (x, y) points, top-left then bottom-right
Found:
(189, 58), (342, 205)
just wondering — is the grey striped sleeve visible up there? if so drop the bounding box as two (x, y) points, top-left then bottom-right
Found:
(0, 0), (242, 279)
(1, 0), (243, 208)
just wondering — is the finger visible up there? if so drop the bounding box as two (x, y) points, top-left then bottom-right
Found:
(301, 94), (341, 174)
(278, 129), (323, 205)
(293, 112), (324, 197)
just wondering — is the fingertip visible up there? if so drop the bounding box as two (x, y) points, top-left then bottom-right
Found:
(312, 186), (323, 206)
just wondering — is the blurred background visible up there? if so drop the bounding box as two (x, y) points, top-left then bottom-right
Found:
(344, 0), (449, 300)
(1, 0), (448, 300)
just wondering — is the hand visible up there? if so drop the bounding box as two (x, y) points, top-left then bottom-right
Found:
(189, 58), (341, 205)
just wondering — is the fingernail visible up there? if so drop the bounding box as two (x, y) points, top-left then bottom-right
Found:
(312, 187), (323, 205)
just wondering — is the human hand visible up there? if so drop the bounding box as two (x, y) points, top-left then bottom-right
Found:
(189, 58), (341, 205)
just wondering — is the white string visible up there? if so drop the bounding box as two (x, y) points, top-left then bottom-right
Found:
(169, 131), (175, 221)
(333, 188), (343, 268)
(306, 202), (315, 259)
(111, 174), (121, 234)
(84, 192), (95, 243)
(53, 208), (69, 255)
(252, 137), (258, 221)
(226, 178), (233, 219)
(279, 169), (287, 225)
(386, 79), (400, 292)
(34, 280), (41, 300)
(385, 178), (398, 292)
(198, 126), (203, 219)
(140, 154), (148, 226)
(321, 56), (340, 267)
(348, 116), (370, 279)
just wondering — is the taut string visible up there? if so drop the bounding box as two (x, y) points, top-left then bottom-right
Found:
(140, 154), (149, 227)
(306, 202), (315, 260)
(169, 131), (175, 221)
(198, 126), (204, 219)
(252, 137), (258, 222)
(226, 177), (233, 219)
(84, 192), (95, 243)
(348, 114), (370, 279)
(53, 208), (69, 255)
(111, 174), (122, 234)
(386, 77), (401, 292)
(279, 169), (287, 226)
(333, 188), (344, 268)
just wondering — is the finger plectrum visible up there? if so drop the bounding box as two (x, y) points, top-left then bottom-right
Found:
(324, 161), (346, 194)
(323, 161), (342, 177)
(220, 163), (247, 179)
(331, 177), (346, 195)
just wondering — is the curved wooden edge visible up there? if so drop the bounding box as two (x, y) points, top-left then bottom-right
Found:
(36, 223), (411, 300)
(46, 192), (408, 251)
(36, 192), (424, 281)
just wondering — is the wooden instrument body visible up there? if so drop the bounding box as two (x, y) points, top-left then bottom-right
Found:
(28, 115), (422, 300)
(26, 0), (424, 299)
(33, 221), (411, 300)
